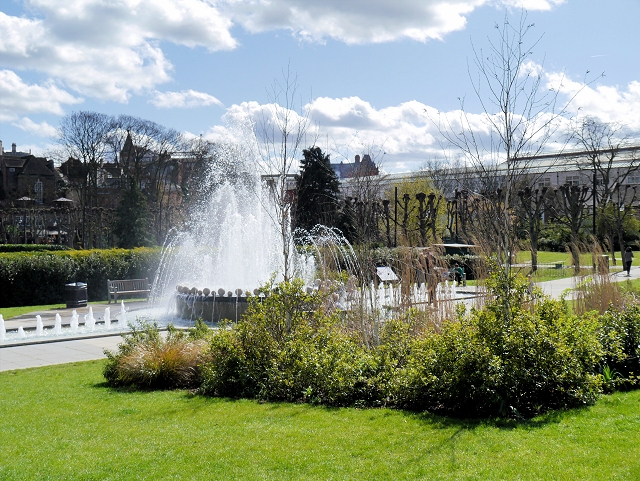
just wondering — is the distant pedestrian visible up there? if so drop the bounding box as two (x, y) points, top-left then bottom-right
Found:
(527, 274), (534, 298)
(624, 246), (634, 276)
(453, 263), (464, 286)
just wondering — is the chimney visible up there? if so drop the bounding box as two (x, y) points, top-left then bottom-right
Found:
(0, 140), (3, 154)
(12, 143), (16, 153)
(355, 155), (360, 164)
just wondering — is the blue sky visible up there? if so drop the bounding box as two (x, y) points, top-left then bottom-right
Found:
(1, 0), (640, 172)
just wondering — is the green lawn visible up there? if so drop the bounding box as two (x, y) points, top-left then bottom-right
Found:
(517, 250), (639, 267)
(1, 361), (639, 480)
(0, 298), (144, 320)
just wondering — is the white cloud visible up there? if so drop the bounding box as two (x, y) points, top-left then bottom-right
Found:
(547, 73), (640, 131)
(500, 0), (565, 10)
(12, 117), (58, 137)
(0, 0), (567, 108)
(228, 0), (564, 44)
(150, 90), (224, 109)
(0, 1), (236, 102)
(0, 70), (82, 116)
(208, 97), (444, 172)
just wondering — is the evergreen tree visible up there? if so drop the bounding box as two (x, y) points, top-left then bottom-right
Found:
(113, 180), (153, 248)
(294, 147), (341, 232)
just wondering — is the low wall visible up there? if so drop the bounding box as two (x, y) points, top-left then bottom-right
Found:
(175, 293), (250, 323)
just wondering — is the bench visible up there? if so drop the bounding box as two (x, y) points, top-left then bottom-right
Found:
(107, 278), (150, 304)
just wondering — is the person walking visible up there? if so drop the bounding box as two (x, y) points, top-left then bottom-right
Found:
(623, 246), (634, 276)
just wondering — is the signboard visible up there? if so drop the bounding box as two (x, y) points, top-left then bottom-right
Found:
(376, 266), (399, 282)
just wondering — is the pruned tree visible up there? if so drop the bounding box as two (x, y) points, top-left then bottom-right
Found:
(569, 116), (640, 263)
(383, 175), (444, 247)
(517, 185), (550, 271)
(549, 184), (591, 274)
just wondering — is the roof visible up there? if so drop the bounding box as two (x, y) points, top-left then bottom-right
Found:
(21, 156), (55, 177)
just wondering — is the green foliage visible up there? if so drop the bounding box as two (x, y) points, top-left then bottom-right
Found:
(538, 221), (572, 252)
(0, 247), (160, 307)
(103, 320), (208, 389)
(294, 146), (341, 232)
(103, 270), (640, 419)
(113, 181), (154, 248)
(0, 244), (71, 252)
(394, 271), (604, 417)
(201, 279), (383, 406)
(598, 305), (640, 383)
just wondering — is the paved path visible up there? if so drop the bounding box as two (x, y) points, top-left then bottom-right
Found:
(0, 301), (150, 373)
(536, 265), (639, 299)
(0, 335), (123, 371)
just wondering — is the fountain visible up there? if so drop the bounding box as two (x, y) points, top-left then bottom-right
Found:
(36, 315), (44, 336)
(84, 307), (95, 332)
(54, 314), (62, 336)
(119, 301), (127, 326)
(70, 310), (79, 332)
(146, 127), (477, 326)
(0, 306), (133, 344)
(151, 133), (315, 322)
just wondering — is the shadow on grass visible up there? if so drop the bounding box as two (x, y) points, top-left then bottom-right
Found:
(405, 403), (590, 431)
(91, 366), (592, 431)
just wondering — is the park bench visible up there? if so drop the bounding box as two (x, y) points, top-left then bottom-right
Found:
(107, 278), (150, 304)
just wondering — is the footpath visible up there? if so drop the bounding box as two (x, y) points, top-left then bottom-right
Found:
(1, 267), (639, 372)
(0, 301), (149, 372)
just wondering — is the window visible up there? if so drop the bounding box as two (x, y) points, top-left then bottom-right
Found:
(537, 177), (551, 188)
(628, 174), (640, 185)
(34, 180), (43, 204)
(565, 175), (581, 186)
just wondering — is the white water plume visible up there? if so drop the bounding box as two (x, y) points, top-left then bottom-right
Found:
(151, 126), (314, 305)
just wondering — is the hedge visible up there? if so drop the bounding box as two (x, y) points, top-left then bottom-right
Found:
(0, 244), (71, 253)
(0, 247), (162, 307)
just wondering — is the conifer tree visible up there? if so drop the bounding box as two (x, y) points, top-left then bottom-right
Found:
(113, 180), (153, 248)
(294, 147), (341, 232)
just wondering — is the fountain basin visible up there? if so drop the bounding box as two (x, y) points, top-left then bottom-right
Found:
(175, 293), (250, 323)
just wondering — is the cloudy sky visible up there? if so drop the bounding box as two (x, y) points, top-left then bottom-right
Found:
(1, 0), (639, 172)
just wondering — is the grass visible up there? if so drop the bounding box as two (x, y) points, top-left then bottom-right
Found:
(512, 250), (628, 282)
(0, 298), (146, 320)
(0, 361), (639, 480)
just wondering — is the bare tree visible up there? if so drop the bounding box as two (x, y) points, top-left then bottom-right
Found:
(333, 143), (387, 245)
(549, 184), (591, 274)
(57, 111), (114, 248)
(436, 12), (575, 276)
(254, 67), (313, 283)
(516, 185), (550, 271)
(569, 116), (640, 263)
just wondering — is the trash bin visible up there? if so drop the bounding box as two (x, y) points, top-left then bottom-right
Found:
(65, 282), (87, 308)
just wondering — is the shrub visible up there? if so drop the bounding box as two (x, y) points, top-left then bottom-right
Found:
(394, 272), (604, 417)
(599, 305), (640, 384)
(103, 320), (209, 389)
(261, 322), (379, 406)
(201, 280), (383, 406)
